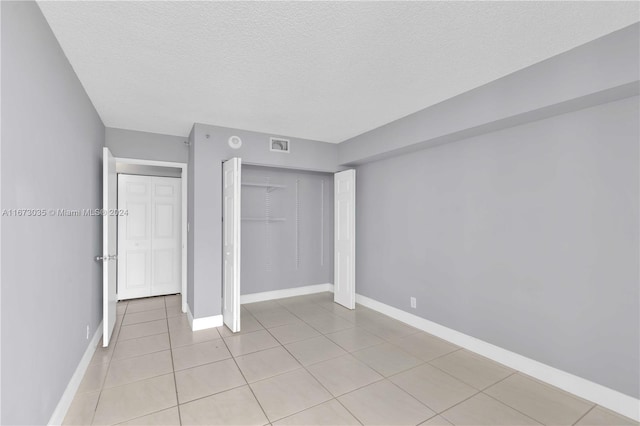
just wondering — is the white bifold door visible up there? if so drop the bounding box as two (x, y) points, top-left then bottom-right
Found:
(118, 174), (182, 300)
(223, 158), (241, 333)
(334, 169), (356, 309)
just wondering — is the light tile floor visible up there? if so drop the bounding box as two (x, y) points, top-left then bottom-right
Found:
(64, 292), (638, 426)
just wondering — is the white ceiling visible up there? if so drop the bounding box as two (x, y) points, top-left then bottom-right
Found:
(38, 1), (639, 143)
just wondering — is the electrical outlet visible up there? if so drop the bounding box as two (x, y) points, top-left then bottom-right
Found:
(410, 297), (417, 309)
(86, 325), (90, 340)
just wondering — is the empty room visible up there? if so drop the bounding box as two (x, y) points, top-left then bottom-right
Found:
(1, 1), (639, 425)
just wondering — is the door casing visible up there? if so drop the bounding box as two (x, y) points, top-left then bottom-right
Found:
(103, 147), (117, 347)
(113, 157), (188, 315)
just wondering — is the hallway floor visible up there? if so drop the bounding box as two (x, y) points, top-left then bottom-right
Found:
(64, 292), (636, 425)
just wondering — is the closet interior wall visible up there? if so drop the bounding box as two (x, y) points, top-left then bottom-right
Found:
(241, 165), (334, 295)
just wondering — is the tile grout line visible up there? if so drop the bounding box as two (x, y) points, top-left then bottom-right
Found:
(305, 295), (411, 426)
(76, 293), (615, 426)
(477, 373), (550, 425)
(253, 295), (622, 425)
(81, 296), (178, 425)
(272, 295), (594, 426)
(257, 301), (370, 424)
(572, 404), (597, 426)
(217, 326), (271, 424)
(260, 320), (335, 421)
(241, 302), (352, 424)
(385, 376), (450, 421)
(174, 382), (248, 407)
(88, 302), (126, 426)
(431, 370), (521, 424)
(110, 335), (171, 363)
(421, 349), (514, 393)
(223, 296), (546, 425)
(164, 296), (184, 426)
(93, 296), (179, 425)
(482, 372), (598, 425)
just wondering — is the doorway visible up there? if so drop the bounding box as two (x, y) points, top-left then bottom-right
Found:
(102, 152), (188, 346)
(117, 173), (182, 300)
(222, 158), (356, 334)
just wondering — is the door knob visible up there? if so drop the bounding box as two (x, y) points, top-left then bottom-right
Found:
(95, 255), (106, 262)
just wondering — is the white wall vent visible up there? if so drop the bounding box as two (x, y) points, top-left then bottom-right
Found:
(270, 137), (290, 153)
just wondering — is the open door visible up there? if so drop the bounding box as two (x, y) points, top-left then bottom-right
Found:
(102, 147), (118, 346)
(334, 169), (356, 309)
(223, 158), (241, 332)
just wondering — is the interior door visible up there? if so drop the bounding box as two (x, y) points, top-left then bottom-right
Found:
(102, 147), (118, 347)
(118, 175), (182, 300)
(151, 177), (182, 296)
(334, 169), (356, 309)
(223, 158), (241, 332)
(117, 175), (152, 300)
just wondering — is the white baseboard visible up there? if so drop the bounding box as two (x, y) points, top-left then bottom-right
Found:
(48, 321), (103, 426)
(187, 305), (223, 331)
(241, 283), (334, 304)
(356, 294), (640, 421)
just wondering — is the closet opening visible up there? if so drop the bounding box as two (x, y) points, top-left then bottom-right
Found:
(222, 160), (337, 333)
(240, 164), (335, 297)
(115, 160), (188, 310)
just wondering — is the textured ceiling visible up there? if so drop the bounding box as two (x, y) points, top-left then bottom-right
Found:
(38, 1), (639, 142)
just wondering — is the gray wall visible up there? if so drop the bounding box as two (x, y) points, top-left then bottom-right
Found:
(1, 2), (105, 424)
(340, 23), (639, 166)
(355, 96), (639, 398)
(241, 166), (333, 295)
(189, 124), (339, 318)
(106, 127), (188, 163)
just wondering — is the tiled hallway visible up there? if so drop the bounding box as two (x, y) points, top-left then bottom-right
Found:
(63, 293), (637, 425)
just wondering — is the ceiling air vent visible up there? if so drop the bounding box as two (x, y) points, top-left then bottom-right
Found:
(270, 137), (290, 153)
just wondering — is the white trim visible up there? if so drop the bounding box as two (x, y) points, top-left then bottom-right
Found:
(48, 322), (103, 426)
(356, 294), (640, 421)
(241, 283), (334, 304)
(187, 304), (223, 331)
(114, 158), (186, 169)
(187, 305), (194, 329)
(113, 157), (188, 314)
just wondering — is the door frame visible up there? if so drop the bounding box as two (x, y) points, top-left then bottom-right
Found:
(226, 161), (353, 310)
(114, 157), (188, 314)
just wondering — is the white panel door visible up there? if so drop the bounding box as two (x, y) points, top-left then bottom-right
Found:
(334, 169), (356, 309)
(118, 175), (152, 300)
(223, 158), (241, 333)
(102, 147), (118, 347)
(118, 175), (182, 300)
(150, 177), (182, 296)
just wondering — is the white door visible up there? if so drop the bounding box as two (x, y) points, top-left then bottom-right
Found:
(150, 177), (182, 296)
(118, 175), (151, 300)
(118, 175), (181, 300)
(223, 158), (241, 332)
(102, 147), (118, 347)
(334, 169), (356, 309)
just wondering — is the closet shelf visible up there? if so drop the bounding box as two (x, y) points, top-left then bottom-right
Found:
(242, 182), (286, 192)
(241, 217), (286, 222)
